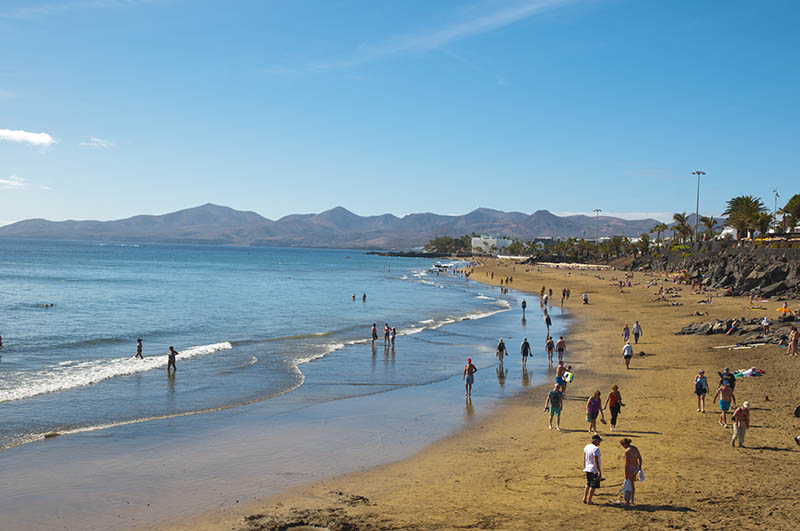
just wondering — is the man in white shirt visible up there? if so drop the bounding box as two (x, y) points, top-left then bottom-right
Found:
(622, 341), (634, 369)
(582, 434), (603, 504)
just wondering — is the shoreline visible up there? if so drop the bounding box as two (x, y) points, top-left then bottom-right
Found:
(176, 260), (800, 530)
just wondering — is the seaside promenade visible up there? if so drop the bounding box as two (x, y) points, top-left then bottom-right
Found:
(177, 260), (800, 531)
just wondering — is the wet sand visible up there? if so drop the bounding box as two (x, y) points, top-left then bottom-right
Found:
(173, 261), (800, 530)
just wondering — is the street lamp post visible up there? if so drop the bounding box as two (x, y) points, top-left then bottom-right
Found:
(691, 171), (705, 244)
(593, 209), (602, 243)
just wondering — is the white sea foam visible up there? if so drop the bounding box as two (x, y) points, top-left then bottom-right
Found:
(476, 295), (493, 300)
(295, 342), (345, 365)
(0, 342), (232, 403)
(418, 319), (435, 324)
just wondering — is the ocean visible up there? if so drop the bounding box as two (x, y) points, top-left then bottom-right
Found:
(0, 239), (558, 453)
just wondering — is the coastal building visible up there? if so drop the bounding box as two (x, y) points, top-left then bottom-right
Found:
(471, 235), (512, 255)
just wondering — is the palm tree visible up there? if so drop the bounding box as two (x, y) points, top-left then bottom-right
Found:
(638, 233), (651, 255)
(699, 215), (717, 241)
(750, 212), (773, 237)
(672, 212), (691, 244)
(650, 222), (668, 250)
(780, 193), (800, 231)
(723, 195), (766, 240)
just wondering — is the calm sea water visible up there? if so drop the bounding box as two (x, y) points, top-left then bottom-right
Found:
(0, 240), (543, 451)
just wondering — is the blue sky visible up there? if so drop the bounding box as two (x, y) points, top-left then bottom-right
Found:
(1, 0), (797, 226)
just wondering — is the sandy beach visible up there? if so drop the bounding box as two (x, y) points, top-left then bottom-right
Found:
(172, 260), (800, 531)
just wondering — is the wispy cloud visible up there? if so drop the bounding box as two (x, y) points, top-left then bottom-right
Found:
(0, 0), (159, 19)
(0, 175), (52, 191)
(80, 136), (115, 148)
(0, 175), (27, 189)
(0, 128), (56, 147)
(271, 0), (577, 74)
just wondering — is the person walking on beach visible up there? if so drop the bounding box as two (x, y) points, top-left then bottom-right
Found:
(545, 336), (555, 366)
(712, 381), (736, 427)
(463, 358), (477, 398)
(731, 401), (751, 447)
(496, 338), (508, 367)
(620, 438), (642, 506)
(622, 341), (633, 369)
(544, 383), (563, 431)
(695, 369), (709, 412)
(520, 337), (531, 366)
(544, 312), (552, 333)
(370, 323), (378, 343)
(582, 434), (603, 505)
(167, 346), (178, 373)
(632, 321), (643, 344)
(582, 292), (588, 304)
(135, 338), (144, 359)
(603, 385), (623, 431)
(556, 360), (567, 393)
(788, 326), (799, 357)
(521, 299), (527, 318)
(622, 324), (630, 342)
(586, 391), (605, 434)
(719, 367), (736, 391)
(561, 288), (566, 306)
(556, 336), (566, 362)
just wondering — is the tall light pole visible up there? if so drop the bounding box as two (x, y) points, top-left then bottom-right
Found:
(773, 189), (780, 232)
(691, 171), (705, 243)
(593, 209), (602, 243)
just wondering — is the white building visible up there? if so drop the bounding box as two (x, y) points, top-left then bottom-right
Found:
(471, 235), (512, 254)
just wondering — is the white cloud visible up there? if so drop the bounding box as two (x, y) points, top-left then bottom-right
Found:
(272, 0), (577, 73)
(0, 175), (52, 191)
(80, 136), (115, 148)
(0, 128), (56, 147)
(0, 175), (28, 189)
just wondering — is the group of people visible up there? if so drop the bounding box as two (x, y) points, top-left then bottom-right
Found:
(370, 322), (397, 346)
(133, 339), (179, 373)
(694, 367), (752, 447)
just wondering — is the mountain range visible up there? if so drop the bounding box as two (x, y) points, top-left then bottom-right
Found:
(0, 204), (661, 249)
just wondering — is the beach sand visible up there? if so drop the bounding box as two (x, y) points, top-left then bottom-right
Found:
(171, 261), (800, 530)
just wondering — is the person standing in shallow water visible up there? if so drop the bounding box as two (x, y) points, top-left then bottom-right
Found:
(545, 336), (555, 366)
(520, 337), (531, 367)
(370, 323), (378, 343)
(135, 338), (144, 359)
(496, 338), (508, 367)
(463, 358), (477, 397)
(167, 346), (178, 373)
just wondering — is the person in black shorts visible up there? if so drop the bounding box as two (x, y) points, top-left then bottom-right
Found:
(583, 434), (603, 504)
(520, 337), (531, 366)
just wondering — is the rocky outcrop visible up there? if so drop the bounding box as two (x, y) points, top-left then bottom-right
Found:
(676, 315), (797, 346)
(643, 246), (800, 299)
